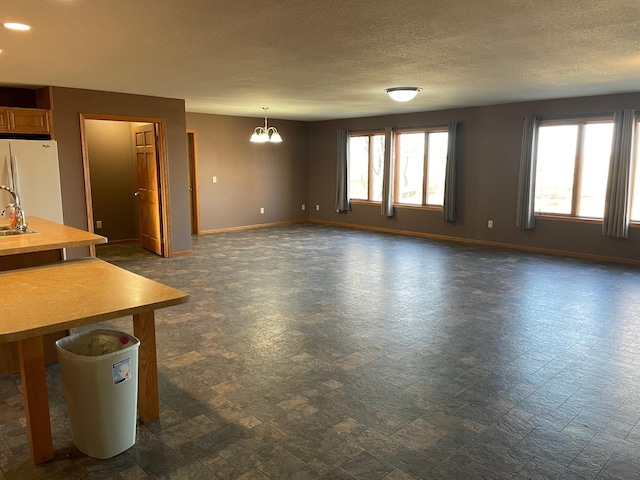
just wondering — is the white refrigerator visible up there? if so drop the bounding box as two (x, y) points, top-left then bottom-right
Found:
(0, 139), (64, 224)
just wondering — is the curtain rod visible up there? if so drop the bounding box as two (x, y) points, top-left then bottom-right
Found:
(345, 123), (452, 134)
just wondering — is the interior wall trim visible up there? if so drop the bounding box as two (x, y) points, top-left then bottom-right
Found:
(100, 238), (139, 245)
(201, 220), (307, 235)
(309, 219), (640, 267)
(171, 250), (193, 257)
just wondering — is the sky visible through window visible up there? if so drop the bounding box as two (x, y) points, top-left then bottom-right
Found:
(397, 131), (448, 206)
(535, 122), (613, 217)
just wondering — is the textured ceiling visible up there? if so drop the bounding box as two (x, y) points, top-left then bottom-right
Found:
(1, 0), (639, 121)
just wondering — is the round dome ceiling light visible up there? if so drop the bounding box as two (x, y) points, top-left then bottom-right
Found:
(385, 87), (421, 102)
(3, 22), (31, 31)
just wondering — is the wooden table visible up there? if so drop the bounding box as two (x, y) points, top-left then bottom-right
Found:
(0, 217), (109, 374)
(0, 258), (189, 463)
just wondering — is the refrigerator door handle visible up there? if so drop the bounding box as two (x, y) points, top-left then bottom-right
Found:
(8, 155), (19, 195)
(7, 155), (14, 191)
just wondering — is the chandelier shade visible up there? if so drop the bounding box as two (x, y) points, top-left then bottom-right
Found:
(250, 107), (282, 143)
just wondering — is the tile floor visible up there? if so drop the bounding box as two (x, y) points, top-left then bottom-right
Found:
(2, 224), (640, 479)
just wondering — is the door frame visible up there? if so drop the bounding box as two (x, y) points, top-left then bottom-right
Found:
(79, 113), (172, 257)
(186, 129), (201, 235)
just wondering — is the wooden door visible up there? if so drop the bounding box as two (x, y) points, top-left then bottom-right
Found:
(187, 130), (200, 234)
(134, 124), (163, 255)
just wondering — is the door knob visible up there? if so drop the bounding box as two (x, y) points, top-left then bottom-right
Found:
(134, 192), (140, 197)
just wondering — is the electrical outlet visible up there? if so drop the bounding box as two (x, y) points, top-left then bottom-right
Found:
(260, 207), (264, 214)
(212, 176), (217, 183)
(488, 220), (493, 228)
(96, 220), (103, 229)
(315, 204), (320, 211)
(302, 204), (306, 211)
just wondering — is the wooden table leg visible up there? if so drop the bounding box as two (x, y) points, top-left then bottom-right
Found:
(133, 311), (159, 423)
(18, 336), (54, 464)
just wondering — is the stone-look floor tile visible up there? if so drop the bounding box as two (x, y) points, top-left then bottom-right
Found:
(384, 448), (439, 479)
(424, 461), (482, 480)
(390, 418), (448, 451)
(154, 458), (213, 480)
(319, 469), (359, 480)
(197, 453), (243, 479)
(597, 453), (640, 479)
(4, 226), (640, 479)
(214, 440), (265, 472)
(237, 416), (263, 429)
(331, 418), (367, 438)
(157, 414), (219, 450)
(514, 458), (593, 480)
(383, 470), (416, 480)
(517, 426), (589, 466)
(341, 451), (394, 480)
(307, 439), (364, 474)
(258, 450), (319, 480)
(126, 428), (183, 476)
(235, 469), (272, 480)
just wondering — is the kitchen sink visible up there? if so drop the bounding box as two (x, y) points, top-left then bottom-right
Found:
(0, 229), (36, 237)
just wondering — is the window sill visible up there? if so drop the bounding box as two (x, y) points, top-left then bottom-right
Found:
(394, 204), (442, 212)
(349, 200), (442, 212)
(535, 214), (601, 225)
(535, 214), (640, 228)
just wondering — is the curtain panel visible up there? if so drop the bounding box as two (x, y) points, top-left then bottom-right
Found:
(335, 129), (350, 212)
(603, 109), (636, 238)
(442, 121), (458, 222)
(381, 127), (395, 217)
(516, 116), (540, 230)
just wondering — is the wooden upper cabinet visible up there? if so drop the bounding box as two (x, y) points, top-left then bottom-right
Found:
(6, 108), (51, 134)
(0, 108), (9, 132)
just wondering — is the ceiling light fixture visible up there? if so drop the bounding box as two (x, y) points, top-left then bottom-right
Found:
(250, 107), (282, 143)
(385, 87), (421, 102)
(3, 22), (31, 31)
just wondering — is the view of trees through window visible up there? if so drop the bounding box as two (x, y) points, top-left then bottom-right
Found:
(396, 130), (448, 206)
(534, 120), (614, 218)
(346, 117), (637, 225)
(348, 134), (384, 201)
(348, 129), (449, 206)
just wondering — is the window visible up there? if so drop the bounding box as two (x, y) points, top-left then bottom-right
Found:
(631, 120), (640, 222)
(534, 119), (614, 218)
(395, 129), (448, 206)
(348, 133), (385, 202)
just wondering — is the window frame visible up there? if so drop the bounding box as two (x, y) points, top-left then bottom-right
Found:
(629, 119), (640, 224)
(534, 115), (614, 220)
(348, 130), (385, 203)
(393, 127), (448, 209)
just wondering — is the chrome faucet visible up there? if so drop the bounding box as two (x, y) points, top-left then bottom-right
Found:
(0, 185), (28, 231)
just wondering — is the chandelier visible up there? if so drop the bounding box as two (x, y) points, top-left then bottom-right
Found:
(250, 107), (282, 143)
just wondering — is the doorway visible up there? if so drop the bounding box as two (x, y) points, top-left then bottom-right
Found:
(187, 129), (200, 235)
(80, 114), (172, 257)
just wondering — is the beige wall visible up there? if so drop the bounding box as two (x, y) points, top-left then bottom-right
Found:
(84, 119), (138, 242)
(51, 87), (191, 254)
(9, 84), (639, 263)
(186, 113), (309, 230)
(308, 92), (640, 263)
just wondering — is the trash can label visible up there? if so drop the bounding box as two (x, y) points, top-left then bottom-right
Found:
(112, 358), (132, 385)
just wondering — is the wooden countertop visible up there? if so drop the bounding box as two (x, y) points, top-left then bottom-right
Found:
(0, 258), (189, 342)
(0, 217), (107, 256)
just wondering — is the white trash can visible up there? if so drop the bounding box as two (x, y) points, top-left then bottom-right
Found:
(56, 329), (140, 459)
